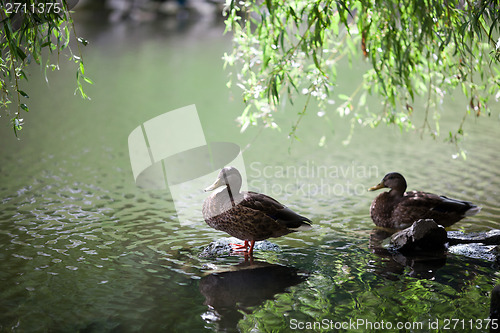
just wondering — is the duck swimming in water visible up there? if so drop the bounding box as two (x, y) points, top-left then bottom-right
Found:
(202, 166), (312, 255)
(369, 172), (480, 229)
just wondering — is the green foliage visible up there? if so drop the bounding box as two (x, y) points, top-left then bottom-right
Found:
(0, 0), (92, 136)
(223, 0), (500, 147)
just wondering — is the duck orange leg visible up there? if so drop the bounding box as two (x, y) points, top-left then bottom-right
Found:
(230, 240), (249, 253)
(247, 240), (256, 255)
(230, 240), (256, 255)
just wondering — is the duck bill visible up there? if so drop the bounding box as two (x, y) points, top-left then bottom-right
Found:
(204, 178), (224, 192)
(368, 182), (386, 191)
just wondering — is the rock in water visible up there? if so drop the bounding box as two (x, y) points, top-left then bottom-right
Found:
(390, 219), (447, 252)
(447, 230), (500, 262)
(447, 229), (500, 245)
(199, 237), (281, 257)
(448, 243), (498, 262)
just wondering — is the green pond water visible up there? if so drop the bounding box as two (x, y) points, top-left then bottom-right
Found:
(1, 9), (500, 333)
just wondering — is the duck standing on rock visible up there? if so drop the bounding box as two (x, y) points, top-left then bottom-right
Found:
(202, 166), (312, 255)
(368, 172), (480, 229)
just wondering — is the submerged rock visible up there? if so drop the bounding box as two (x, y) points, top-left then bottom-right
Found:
(390, 219), (448, 252)
(199, 237), (281, 257)
(448, 243), (498, 262)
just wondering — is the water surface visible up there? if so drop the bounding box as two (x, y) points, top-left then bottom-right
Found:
(0, 9), (499, 332)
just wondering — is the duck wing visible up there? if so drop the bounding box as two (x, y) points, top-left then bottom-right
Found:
(401, 191), (447, 208)
(395, 191), (480, 227)
(402, 191), (478, 214)
(430, 195), (480, 215)
(241, 192), (312, 230)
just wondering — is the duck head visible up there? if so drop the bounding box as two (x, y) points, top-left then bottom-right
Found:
(369, 172), (407, 195)
(204, 166), (243, 193)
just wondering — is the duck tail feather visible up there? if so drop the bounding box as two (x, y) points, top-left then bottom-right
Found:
(289, 222), (313, 231)
(465, 205), (481, 216)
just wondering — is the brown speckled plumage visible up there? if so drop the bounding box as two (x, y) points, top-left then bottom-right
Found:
(203, 167), (312, 254)
(369, 172), (480, 229)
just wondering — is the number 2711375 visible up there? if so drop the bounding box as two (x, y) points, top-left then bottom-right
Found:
(4, 2), (63, 14)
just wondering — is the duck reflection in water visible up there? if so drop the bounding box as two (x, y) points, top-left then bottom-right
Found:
(369, 227), (498, 289)
(199, 261), (308, 331)
(368, 228), (447, 280)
